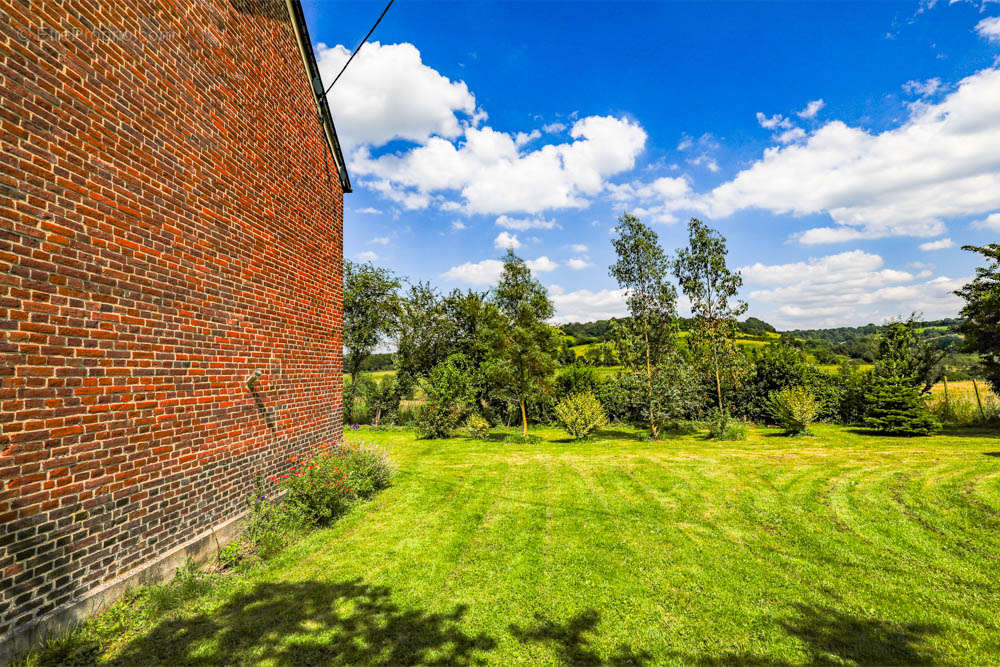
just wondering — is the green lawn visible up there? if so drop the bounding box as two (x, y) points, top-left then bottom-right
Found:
(43, 424), (1000, 665)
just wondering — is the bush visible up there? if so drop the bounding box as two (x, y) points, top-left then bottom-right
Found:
(707, 410), (748, 441)
(335, 441), (395, 498)
(767, 386), (820, 435)
(864, 377), (941, 435)
(594, 372), (647, 424)
(555, 365), (600, 400)
(554, 391), (608, 439)
(415, 401), (465, 438)
(466, 414), (491, 439)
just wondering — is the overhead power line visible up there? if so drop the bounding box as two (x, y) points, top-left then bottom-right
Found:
(322, 0), (395, 96)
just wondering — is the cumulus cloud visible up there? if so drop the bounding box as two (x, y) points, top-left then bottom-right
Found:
(543, 122), (566, 134)
(566, 257), (593, 270)
(756, 112), (794, 130)
(352, 115), (647, 214)
(494, 231), (521, 249)
(797, 99), (826, 119)
(976, 16), (1000, 44)
(701, 67), (1000, 242)
(740, 250), (965, 327)
(607, 176), (698, 223)
(356, 250), (379, 262)
(547, 286), (628, 323)
(527, 256), (559, 272)
(972, 212), (1000, 230)
(316, 41), (479, 152)
(919, 237), (955, 250)
(495, 215), (558, 230)
(441, 259), (503, 285)
(442, 255), (558, 285)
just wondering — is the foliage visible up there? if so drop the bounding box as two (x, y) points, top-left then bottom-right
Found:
(609, 212), (678, 438)
(273, 447), (355, 525)
(767, 386), (820, 435)
(465, 414), (491, 439)
(555, 364), (600, 399)
(482, 250), (561, 435)
(554, 391), (608, 439)
(831, 362), (870, 425)
(673, 218), (748, 413)
(707, 410), (748, 440)
(955, 244), (1000, 395)
(738, 317), (777, 335)
(415, 401), (466, 439)
(594, 372), (647, 424)
(414, 354), (475, 438)
(732, 344), (824, 422)
(648, 354), (706, 433)
(864, 376), (941, 435)
(873, 317), (946, 394)
(394, 282), (458, 396)
(343, 261), (401, 420)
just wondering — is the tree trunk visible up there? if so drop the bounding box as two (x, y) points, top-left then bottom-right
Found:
(711, 337), (724, 412)
(644, 327), (657, 439)
(520, 397), (528, 437)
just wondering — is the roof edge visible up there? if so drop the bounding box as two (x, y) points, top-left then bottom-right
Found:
(285, 0), (352, 193)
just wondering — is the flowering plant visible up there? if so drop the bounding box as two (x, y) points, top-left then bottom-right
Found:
(269, 441), (394, 525)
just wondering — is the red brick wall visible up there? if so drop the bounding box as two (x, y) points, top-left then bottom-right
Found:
(0, 0), (344, 640)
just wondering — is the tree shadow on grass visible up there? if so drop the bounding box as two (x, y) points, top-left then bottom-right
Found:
(509, 610), (650, 665)
(110, 579), (495, 666)
(779, 603), (942, 665)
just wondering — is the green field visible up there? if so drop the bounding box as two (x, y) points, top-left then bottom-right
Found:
(43, 424), (1000, 665)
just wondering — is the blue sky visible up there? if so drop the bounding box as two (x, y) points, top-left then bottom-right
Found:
(302, 0), (1000, 329)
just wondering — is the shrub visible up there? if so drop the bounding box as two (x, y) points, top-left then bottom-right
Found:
(335, 441), (395, 498)
(554, 391), (608, 439)
(767, 386), (820, 435)
(415, 401), (465, 438)
(594, 373), (647, 424)
(864, 377), (941, 436)
(707, 410), (748, 441)
(555, 364), (599, 399)
(466, 414), (491, 439)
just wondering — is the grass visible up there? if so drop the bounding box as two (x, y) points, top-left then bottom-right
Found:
(21, 423), (1000, 665)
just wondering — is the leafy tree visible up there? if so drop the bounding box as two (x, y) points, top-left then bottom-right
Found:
(767, 386), (820, 435)
(609, 213), (679, 438)
(673, 218), (747, 412)
(483, 251), (560, 436)
(955, 243), (1000, 394)
(393, 282), (457, 397)
(554, 392), (608, 440)
(343, 261), (401, 422)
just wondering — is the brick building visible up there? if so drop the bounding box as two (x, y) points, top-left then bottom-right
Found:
(0, 0), (349, 651)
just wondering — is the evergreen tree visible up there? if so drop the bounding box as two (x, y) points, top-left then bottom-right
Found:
(483, 251), (560, 436)
(864, 376), (940, 435)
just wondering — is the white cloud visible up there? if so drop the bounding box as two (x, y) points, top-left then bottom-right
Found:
(571, 244), (588, 252)
(976, 16), (1000, 44)
(740, 250), (965, 327)
(527, 256), (559, 272)
(903, 78), (942, 97)
(756, 112), (794, 130)
(316, 41), (479, 152)
(919, 237), (955, 250)
(566, 257), (593, 270)
(352, 115), (647, 214)
(442, 255), (558, 285)
(451, 221), (468, 230)
(607, 176), (698, 223)
(972, 212), (1000, 230)
(515, 129), (541, 146)
(356, 250), (379, 262)
(701, 67), (1000, 242)
(547, 286), (628, 323)
(356, 206), (382, 214)
(542, 122), (566, 133)
(494, 231), (522, 249)
(495, 215), (558, 230)
(797, 99), (826, 119)
(441, 259), (503, 285)
(369, 236), (390, 245)
(775, 127), (807, 144)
